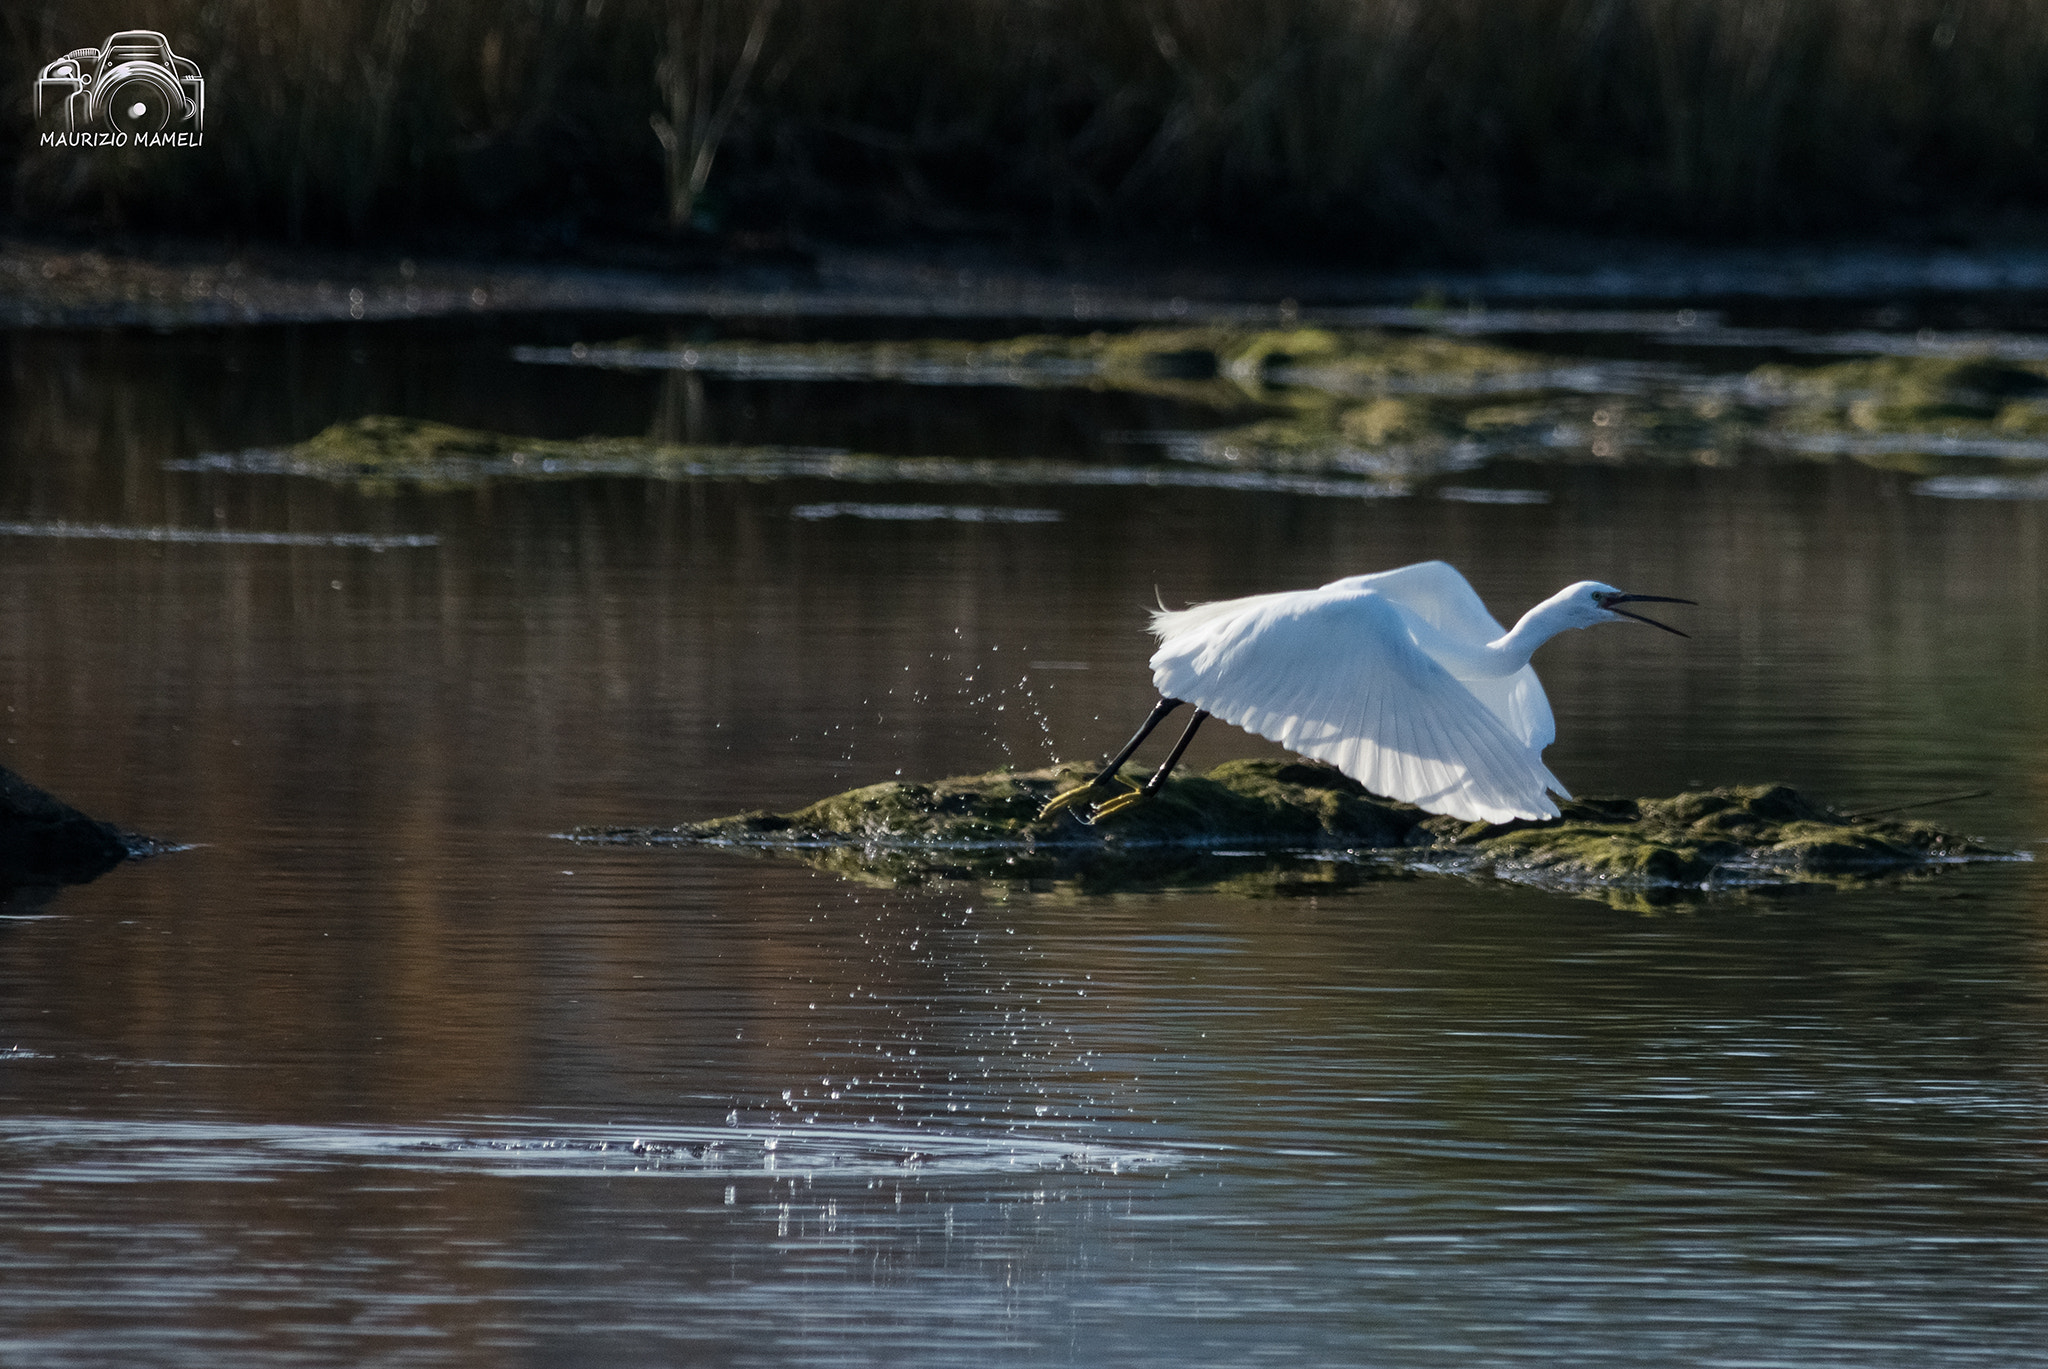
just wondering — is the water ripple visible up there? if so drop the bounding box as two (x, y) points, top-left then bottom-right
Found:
(1, 1116), (1173, 1183)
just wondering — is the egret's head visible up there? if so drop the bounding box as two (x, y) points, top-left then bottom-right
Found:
(1564, 580), (1695, 636)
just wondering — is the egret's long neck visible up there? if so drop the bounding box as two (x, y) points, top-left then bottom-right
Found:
(1392, 591), (1585, 679)
(1485, 599), (1582, 672)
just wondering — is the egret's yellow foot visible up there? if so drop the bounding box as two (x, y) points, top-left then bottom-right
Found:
(1089, 784), (1151, 820)
(1038, 783), (1100, 819)
(1039, 774), (1142, 823)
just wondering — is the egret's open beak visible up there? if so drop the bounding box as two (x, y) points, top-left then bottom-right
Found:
(1598, 593), (1696, 637)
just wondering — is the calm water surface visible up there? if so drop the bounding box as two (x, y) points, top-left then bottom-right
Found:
(2, 310), (2046, 1366)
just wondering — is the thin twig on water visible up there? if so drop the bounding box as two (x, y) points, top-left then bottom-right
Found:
(1839, 790), (1990, 822)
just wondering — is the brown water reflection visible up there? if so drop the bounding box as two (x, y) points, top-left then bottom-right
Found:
(1, 319), (2046, 1366)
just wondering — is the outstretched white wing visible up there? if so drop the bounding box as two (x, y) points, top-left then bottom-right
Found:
(1320, 560), (1509, 639)
(1149, 586), (1563, 823)
(1151, 561), (1503, 645)
(1320, 560), (1558, 757)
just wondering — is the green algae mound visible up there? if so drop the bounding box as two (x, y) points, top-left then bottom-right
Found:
(671, 758), (1424, 849)
(563, 759), (2010, 900)
(1455, 785), (1996, 885)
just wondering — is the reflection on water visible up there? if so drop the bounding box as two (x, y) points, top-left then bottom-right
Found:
(2, 311), (2047, 1366)
(0, 519), (439, 547)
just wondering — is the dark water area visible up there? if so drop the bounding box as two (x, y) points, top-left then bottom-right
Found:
(2, 308), (2046, 1366)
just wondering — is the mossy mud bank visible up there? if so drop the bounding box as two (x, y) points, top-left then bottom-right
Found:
(564, 759), (2015, 904)
(199, 325), (2048, 498)
(0, 765), (171, 912)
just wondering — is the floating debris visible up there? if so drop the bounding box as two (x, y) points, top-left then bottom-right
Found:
(562, 759), (2014, 903)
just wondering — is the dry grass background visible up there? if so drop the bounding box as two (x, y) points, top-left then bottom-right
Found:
(3, 0), (2046, 255)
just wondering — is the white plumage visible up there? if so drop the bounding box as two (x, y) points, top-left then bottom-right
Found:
(1045, 561), (1693, 826)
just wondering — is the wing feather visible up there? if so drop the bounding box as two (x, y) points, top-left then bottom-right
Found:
(1317, 561), (1507, 640)
(1447, 665), (1554, 753)
(1328, 562), (1561, 752)
(1149, 586), (1562, 823)
(1167, 562), (1558, 752)
(1149, 589), (1301, 646)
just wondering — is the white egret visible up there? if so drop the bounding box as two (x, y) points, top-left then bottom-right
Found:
(1042, 560), (1693, 825)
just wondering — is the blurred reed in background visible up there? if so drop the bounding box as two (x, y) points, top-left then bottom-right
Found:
(3, 0), (2046, 254)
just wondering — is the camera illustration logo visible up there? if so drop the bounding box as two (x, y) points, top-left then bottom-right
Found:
(36, 31), (204, 145)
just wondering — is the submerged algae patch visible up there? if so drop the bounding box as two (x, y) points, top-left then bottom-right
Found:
(180, 414), (830, 487)
(1747, 354), (2048, 435)
(515, 326), (1551, 407)
(193, 327), (2048, 500)
(563, 759), (2010, 899)
(179, 414), (1407, 498)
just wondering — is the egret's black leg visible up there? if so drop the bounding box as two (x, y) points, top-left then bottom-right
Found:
(1098, 697), (1185, 780)
(1040, 697), (1185, 818)
(1144, 709), (1209, 795)
(1093, 709), (1210, 817)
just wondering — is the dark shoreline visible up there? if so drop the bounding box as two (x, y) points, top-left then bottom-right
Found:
(11, 231), (2048, 330)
